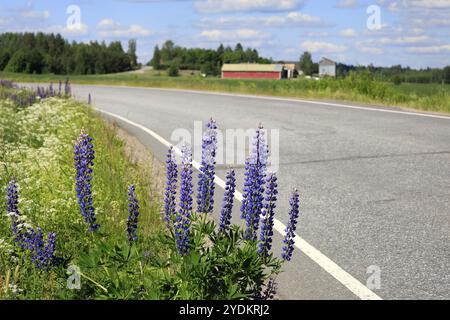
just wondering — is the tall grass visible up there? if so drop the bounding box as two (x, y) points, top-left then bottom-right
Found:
(1, 71), (449, 114)
(0, 93), (164, 299)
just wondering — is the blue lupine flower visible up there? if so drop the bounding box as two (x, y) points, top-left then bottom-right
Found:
(241, 125), (269, 241)
(74, 130), (99, 232)
(259, 173), (278, 257)
(219, 169), (236, 232)
(197, 118), (218, 214)
(176, 144), (193, 255)
(6, 179), (32, 249)
(281, 189), (300, 261)
(127, 185), (140, 243)
(29, 229), (57, 270)
(164, 146), (178, 227)
(7, 179), (20, 234)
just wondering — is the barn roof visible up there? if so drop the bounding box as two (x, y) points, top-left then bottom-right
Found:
(222, 64), (283, 72)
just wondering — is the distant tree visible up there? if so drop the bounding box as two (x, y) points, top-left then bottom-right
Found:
(167, 64), (179, 77)
(299, 51), (314, 76)
(161, 40), (175, 62)
(444, 66), (450, 84)
(150, 45), (163, 70)
(200, 62), (217, 76)
(392, 75), (402, 85)
(127, 39), (138, 69)
(4, 50), (27, 73)
(216, 44), (225, 65)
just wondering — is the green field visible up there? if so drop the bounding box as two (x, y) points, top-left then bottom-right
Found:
(1, 71), (450, 114)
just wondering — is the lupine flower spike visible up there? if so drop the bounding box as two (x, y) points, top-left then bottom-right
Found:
(7, 179), (20, 235)
(127, 185), (140, 244)
(219, 169), (236, 232)
(74, 130), (99, 231)
(164, 146), (178, 227)
(31, 229), (57, 270)
(241, 125), (269, 241)
(176, 144), (193, 255)
(259, 173), (278, 257)
(197, 118), (218, 214)
(281, 189), (300, 261)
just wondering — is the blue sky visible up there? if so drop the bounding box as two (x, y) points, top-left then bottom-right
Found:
(1, 0), (449, 68)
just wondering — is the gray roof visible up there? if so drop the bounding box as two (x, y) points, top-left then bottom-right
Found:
(319, 58), (336, 66)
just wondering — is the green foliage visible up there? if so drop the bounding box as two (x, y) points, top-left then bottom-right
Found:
(0, 90), (162, 299)
(0, 32), (133, 75)
(127, 39), (138, 69)
(392, 75), (402, 85)
(2, 70), (449, 114)
(149, 40), (271, 75)
(299, 51), (314, 76)
(0, 86), (281, 300)
(337, 63), (450, 84)
(150, 45), (163, 70)
(167, 64), (179, 77)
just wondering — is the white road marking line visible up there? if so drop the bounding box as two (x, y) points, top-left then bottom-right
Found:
(88, 85), (450, 120)
(97, 108), (383, 300)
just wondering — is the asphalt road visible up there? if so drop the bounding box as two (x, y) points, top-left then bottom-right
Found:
(57, 84), (450, 299)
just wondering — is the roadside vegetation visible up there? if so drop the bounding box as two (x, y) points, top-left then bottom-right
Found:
(1, 70), (449, 114)
(0, 81), (300, 299)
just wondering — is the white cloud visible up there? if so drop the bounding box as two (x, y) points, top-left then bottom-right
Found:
(384, 0), (450, 27)
(339, 28), (357, 37)
(0, 18), (12, 26)
(97, 19), (152, 38)
(335, 0), (362, 8)
(195, 0), (305, 13)
(361, 35), (433, 46)
(305, 31), (329, 37)
(356, 45), (384, 55)
(40, 24), (89, 36)
(196, 11), (328, 28)
(406, 0), (450, 9)
(21, 10), (50, 19)
(407, 44), (450, 54)
(199, 29), (271, 41)
(301, 40), (347, 53)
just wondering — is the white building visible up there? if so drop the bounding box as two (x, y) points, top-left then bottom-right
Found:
(319, 58), (336, 77)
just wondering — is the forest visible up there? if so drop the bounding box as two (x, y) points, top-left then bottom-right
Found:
(0, 32), (137, 75)
(149, 40), (272, 75)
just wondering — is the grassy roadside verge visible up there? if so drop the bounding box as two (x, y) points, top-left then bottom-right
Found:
(1, 71), (450, 114)
(0, 84), (296, 300)
(0, 89), (166, 299)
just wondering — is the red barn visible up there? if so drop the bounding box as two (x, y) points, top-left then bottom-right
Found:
(221, 64), (285, 80)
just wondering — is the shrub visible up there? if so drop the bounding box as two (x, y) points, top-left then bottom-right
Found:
(392, 76), (402, 85)
(167, 65), (179, 77)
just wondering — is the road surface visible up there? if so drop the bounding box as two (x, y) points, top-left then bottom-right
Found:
(44, 84), (450, 299)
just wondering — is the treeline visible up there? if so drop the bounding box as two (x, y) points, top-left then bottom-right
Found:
(149, 40), (272, 75)
(0, 32), (138, 75)
(336, 63), (450, 84)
